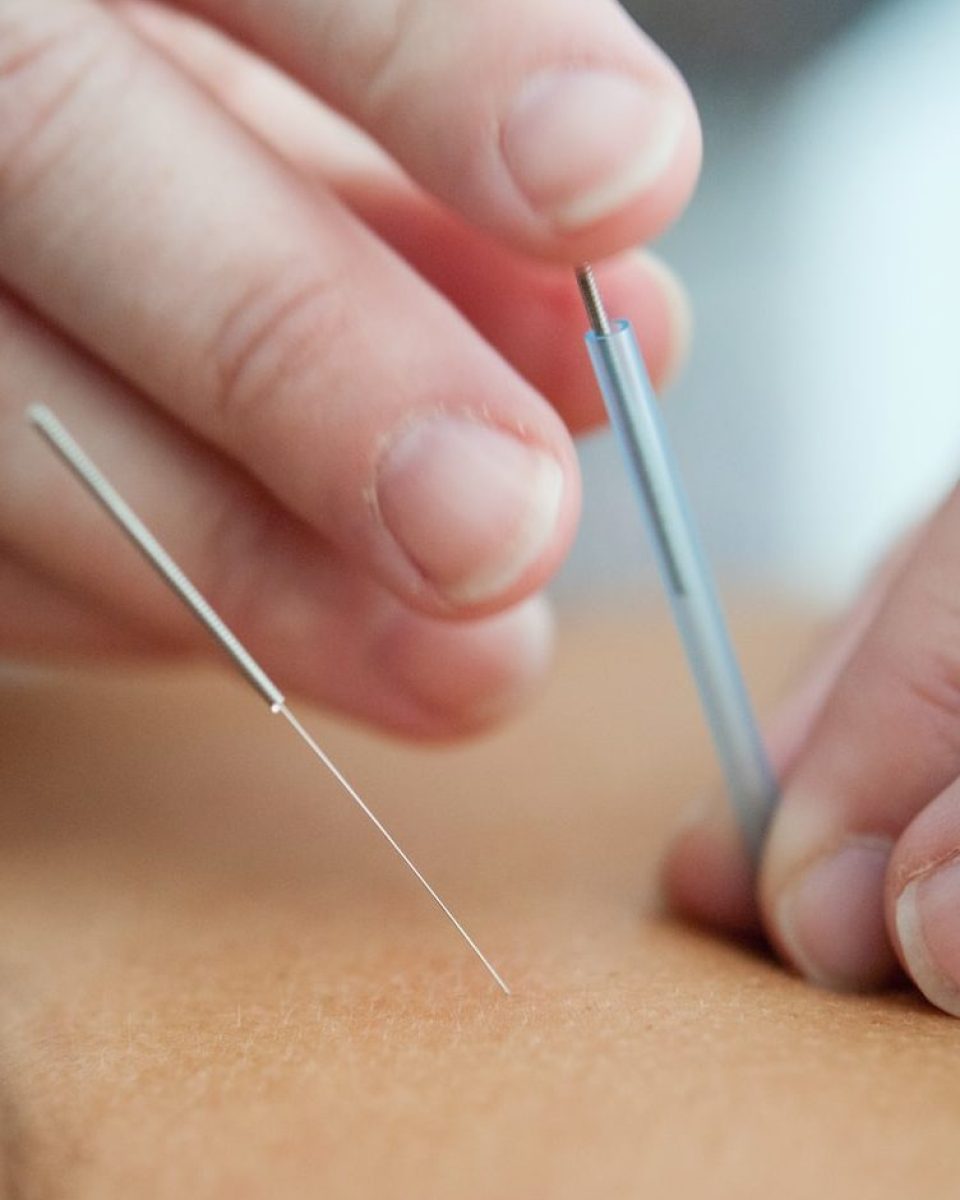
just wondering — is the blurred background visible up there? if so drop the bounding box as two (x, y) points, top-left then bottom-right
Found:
(557, 0), (960, 608)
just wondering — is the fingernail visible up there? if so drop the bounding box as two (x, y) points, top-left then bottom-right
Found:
(776, 835), (896, 990)
(378, 595), (555, 725)
(502, 68), (686, 229)
(377, 416), (564, 605)
(896, 858), (960, 1018)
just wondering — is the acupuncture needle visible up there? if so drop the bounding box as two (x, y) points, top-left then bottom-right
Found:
(27, 404), (510, 996)
(575, 266), (778, 861)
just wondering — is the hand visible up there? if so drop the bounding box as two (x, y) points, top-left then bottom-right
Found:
(665, 493), (960, 1016)
(0, 0), (699, 736)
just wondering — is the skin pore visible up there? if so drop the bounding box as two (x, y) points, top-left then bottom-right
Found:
(1, 610), (958, 1197)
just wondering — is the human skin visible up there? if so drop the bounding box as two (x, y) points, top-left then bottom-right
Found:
(0, 0), (698, 733)
(3, 611), (960, 1199)
(666, 499), (960, 1016)
(6, 0), (960, 1023)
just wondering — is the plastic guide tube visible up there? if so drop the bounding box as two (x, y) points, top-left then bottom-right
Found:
(583, 313), (778, 860)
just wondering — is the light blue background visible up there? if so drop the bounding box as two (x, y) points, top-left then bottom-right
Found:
(559, 0), (959, 608)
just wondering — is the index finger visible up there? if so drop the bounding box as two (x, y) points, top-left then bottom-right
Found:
(166, 0), (701, 260)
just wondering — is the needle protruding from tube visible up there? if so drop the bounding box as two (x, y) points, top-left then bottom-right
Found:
(576, 263), (612, 337)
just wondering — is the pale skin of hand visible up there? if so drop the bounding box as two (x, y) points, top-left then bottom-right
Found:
(666, 496), (960, 1019)
(5, 0), (960, 1023)
(0, 0), (699, 738)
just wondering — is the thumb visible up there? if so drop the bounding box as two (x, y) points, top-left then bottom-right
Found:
(662, 522), (921, 936)
(759, 486), (960, 990)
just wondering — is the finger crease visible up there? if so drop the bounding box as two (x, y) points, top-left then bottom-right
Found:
(0, 13), (111, 203)
(209, 269), (346, 432)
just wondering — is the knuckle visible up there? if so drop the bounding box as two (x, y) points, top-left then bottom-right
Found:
(208, 267), (348, 433)
(0, 5), (108, 199)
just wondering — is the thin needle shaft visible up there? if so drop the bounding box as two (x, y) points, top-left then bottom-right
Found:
(28, 404), (284, 710)
(27, 403), (510, 995)
(276, 704), (510, 994)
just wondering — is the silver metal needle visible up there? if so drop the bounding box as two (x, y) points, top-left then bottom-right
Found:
(576, 264), (612, 337)
(275, 704), (511, 995)
(28, 404), (510, 995)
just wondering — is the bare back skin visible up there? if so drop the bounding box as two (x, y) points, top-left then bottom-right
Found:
(0, 610), (955, 1198)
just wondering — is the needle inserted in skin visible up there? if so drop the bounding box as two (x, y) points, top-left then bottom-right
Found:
(27, 404), (510, 996)
(574, 266), (778, 861)
(275, 704), (511, 994)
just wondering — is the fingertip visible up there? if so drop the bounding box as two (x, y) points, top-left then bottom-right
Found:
(599, 251), (693, 392)
(370, 594), (556, 739)
(889, 786), (960, 1017)
(551, 84), (702, 264)
(461, 248), (691, 434)
(760, 794), (899, 990)
(374, 412), (580, 616)
(895, 865), (960, 1018)
(499, 61), (701, 255)
(182, 0), (702, 260)
(511, 249), (691, 433)
(661, 796), (761, 934)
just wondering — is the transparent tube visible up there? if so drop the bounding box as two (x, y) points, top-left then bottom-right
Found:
(585, 320), (778, 859)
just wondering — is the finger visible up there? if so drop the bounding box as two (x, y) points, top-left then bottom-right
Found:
(889, 780), (960, 1017)
(117, 0), (692, 421)
(169, 0), (701, 260)
(113, 0), (396, 181)
(0, 2), (579, 618)
(662, 524), (926, 936)
(0, 293), (552, 736)
(333, 194), (691, 427)
(661, 622), (873, 937)
(0, 546), (149, 657)
(754, 490), (960, 991)
(331, 178), (691, 427)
